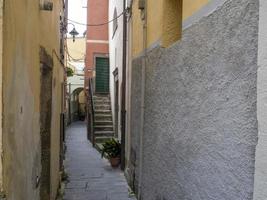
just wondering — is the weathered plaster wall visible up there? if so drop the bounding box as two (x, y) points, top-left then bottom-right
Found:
(130, 0), (259, 199)
(40, 2), (65, 198)
(0, 0), (3, 192)
(253, 0), (267, 199)
(3, 0), (64, 199)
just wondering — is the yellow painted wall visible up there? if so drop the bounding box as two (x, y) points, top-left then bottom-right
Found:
(67, 37), (86, 60)
(146, 0), (163, 48)
(39, 1), (65, 199)
(132, 0), (144, 57)
(183, 0), (210, 20)
(0, 0), (3, 193)
(3, 0), (64, 199)
(132, 0), (210, 56)
(67, 37), (86, 73)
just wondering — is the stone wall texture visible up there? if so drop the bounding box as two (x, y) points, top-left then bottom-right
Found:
(130, 0), (259, 199)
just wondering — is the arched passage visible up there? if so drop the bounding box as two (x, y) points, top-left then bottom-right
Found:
(68, 87), (85, 123)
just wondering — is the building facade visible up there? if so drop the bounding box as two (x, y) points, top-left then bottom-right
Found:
(66, 37), (86, 123)
(108, 0), (124, 145)
(124, 0), (266, 200)
(85, 0), (109, 90)
(0, 0), (66, 199)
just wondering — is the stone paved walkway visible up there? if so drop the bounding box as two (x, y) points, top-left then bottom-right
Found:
(64, 122), (136, 200)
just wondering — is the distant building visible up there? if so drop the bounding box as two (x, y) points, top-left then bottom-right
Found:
(86, 0), (114, 146)
(66, 37), (86, 123)
(85, 0), (109, 92)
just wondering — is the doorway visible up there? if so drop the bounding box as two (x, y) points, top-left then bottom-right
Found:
(95, 57), (110, 93)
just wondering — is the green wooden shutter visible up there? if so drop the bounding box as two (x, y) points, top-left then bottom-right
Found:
(95, 57), (110, 93)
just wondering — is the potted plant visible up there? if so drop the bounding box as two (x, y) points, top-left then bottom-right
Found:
(101, 138), (121, 168)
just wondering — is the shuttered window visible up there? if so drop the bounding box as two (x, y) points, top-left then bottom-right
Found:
(95, 57), (110, 93)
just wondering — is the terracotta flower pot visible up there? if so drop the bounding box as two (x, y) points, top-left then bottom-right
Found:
(109, 157), (120, 168)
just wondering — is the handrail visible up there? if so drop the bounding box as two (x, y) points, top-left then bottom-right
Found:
(88, 78), (95, 145)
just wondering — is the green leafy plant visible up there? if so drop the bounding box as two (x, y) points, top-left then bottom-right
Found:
(101, 138), (121, 159)
(66, 67), (74, 77)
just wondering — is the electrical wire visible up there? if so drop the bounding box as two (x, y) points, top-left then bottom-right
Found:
(67, 9), (126, 27)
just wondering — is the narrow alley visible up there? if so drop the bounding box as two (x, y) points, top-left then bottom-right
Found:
(63, 122), (136, 200)
(1, 0), (267, 199)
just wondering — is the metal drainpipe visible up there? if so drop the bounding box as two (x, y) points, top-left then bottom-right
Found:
(121, 0), (128, 170)
(138, 0), (147, 199)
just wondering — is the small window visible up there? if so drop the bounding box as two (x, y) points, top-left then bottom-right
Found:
(113, 8), (118, 38)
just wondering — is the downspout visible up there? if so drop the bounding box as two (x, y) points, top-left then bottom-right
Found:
(120, 0), (127, 170)
(138, 0), (147, 199)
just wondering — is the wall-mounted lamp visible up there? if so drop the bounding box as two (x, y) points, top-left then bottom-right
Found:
(68, 23), (79, 42)
(40, 0), (53, 11)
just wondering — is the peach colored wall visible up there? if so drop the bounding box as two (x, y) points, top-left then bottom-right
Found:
(85, 43), (109, 86)
(86, 0), (109, 82)
(87, 0), (108, 40)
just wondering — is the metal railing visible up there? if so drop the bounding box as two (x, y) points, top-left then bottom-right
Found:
(88, 78), (95, 145)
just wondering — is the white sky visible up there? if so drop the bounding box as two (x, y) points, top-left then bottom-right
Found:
(67, 0), (87, 37)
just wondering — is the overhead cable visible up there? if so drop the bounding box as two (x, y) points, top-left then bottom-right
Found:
(67, 9), (126, 27)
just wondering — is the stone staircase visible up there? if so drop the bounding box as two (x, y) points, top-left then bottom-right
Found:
(93, 94), (114, 151)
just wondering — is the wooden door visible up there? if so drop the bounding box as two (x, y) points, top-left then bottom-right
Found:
(95, 57), (110, 93)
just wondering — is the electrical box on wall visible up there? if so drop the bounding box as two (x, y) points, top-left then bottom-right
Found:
(138, 0), (145, 10)
(40, 0), (53, 11)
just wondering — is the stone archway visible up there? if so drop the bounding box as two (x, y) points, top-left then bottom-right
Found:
(69, 87), (85, 122)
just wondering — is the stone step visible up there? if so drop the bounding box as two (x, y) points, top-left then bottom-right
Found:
(94, 99), (111, 104)
(94, 103), (111, 108)
(94, 110), (112, 114)
(95, 136), (113, 143)
(95, 125), (114, 131)
(93, 94), (110, 97)
(94, 131), (114, 137)
(94, 105), (111, 110)
(94, 120), (113, 126)
(93, 97), (110, 101)
(94, 100), (110, 104)
(95, 114), (112, 121)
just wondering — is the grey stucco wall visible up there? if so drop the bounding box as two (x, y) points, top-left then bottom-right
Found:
(254, 0), (267, 199)
(127, 57), (143, 194)
(130, 0), (259, 199)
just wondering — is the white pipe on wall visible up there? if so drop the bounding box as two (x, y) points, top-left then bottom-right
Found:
(138, 0), (147, 199)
